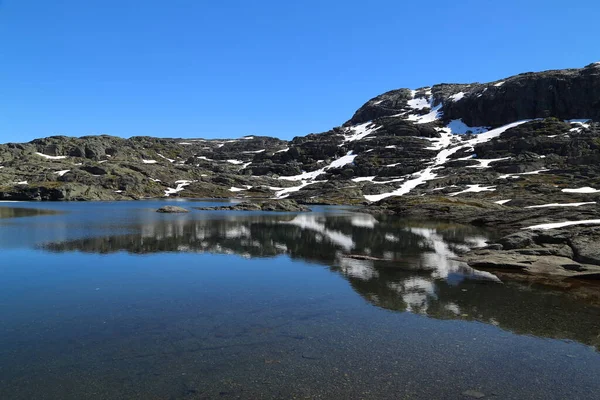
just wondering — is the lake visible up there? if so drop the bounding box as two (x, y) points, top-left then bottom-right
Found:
(0, 200), (599, 399)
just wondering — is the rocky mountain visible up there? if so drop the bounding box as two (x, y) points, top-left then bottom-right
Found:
(3, 61), (600, 290)
(1, 62), (600, 206)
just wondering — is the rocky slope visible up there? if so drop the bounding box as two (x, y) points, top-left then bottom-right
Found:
(2, 62), (599, 206)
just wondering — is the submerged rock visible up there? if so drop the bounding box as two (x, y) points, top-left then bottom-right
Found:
(156, 205), (189, 213)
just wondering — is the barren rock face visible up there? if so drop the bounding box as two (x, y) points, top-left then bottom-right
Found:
(0, 62), (599, 207)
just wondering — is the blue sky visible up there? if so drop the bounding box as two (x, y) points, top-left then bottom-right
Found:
(0, 0), (598, 143)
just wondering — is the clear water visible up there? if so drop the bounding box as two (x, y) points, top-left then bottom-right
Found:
(0, 200), (599, 399)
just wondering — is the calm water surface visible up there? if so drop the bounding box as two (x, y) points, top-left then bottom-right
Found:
(0, 200), (599, 399)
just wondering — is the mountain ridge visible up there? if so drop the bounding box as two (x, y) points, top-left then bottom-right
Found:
(1, 62), (599, 204)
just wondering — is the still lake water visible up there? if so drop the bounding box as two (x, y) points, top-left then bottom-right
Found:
(0, 200), (599, 399)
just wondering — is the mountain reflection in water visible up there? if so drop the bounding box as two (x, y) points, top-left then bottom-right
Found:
(39, 210), (600, 350)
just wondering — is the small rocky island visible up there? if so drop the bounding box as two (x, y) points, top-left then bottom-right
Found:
(194, 199), (310, 212)
(156, 205), (189, 213)
(2, 62), (600, 294)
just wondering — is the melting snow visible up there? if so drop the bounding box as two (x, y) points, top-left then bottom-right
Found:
(279, 151), (356, 182)
(449, 185), (496, 196)
(364, 120), (532, 202)
(35, 152), (66, 160)
(351, 176), (376, 183)
(275, 147), (289, 153)
(343, 122), (381, 142)
(158, 154), (175, 163)
(226, 159), (245, 165)
(273, 180), (324, 199)
(448, 92), (465, 102)
(142, 159), (157, 164)
(164, 180), (195, 196)
(525, 220), (600, 230)
(562, 187), (600, 194)
(446, 119), (489, 134)
(497, 169), (550, 179)
(406, 103), (442, 124)
(406, 93), (430, 110)
(494, 81), (505, 87)
(466, 157), (511, 169)
(55, 170), (70, 176)
(229, 187), (247, 192)
(526, 202), (596, 209)
(494, 199), (512, 205)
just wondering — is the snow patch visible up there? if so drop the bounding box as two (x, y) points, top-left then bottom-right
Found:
(158, 154), (175, 163)
(446, 119), (489, 134)
(54, 170), (70, 176)
(562, 187), (600, 194)
(466, 157), (511, 169)
(526, 202), (596, 209)
(364, 120), (531, 202)
(279, 151), (356, 182)
(164, 180), (196, 196)
(351, 176), (376, 183)
(142, 159), (157, 164)
(525, 220), (600, 230)
(273, 180), (324, 199)
(498, 169), (550, 179)
(343, 122), (381, 142)
(35, 152), (66, 160)
(449, 185), (496, 196)
(406, 95), (430, 110)
(448, 92), (465, 102)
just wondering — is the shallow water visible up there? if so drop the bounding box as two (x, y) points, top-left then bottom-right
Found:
(0, 200), (599, 399)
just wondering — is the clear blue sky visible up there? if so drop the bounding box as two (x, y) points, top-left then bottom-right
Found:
(0, 0), (598, 143)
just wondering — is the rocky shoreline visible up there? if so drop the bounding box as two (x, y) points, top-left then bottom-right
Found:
(365, 194), (600, 299)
